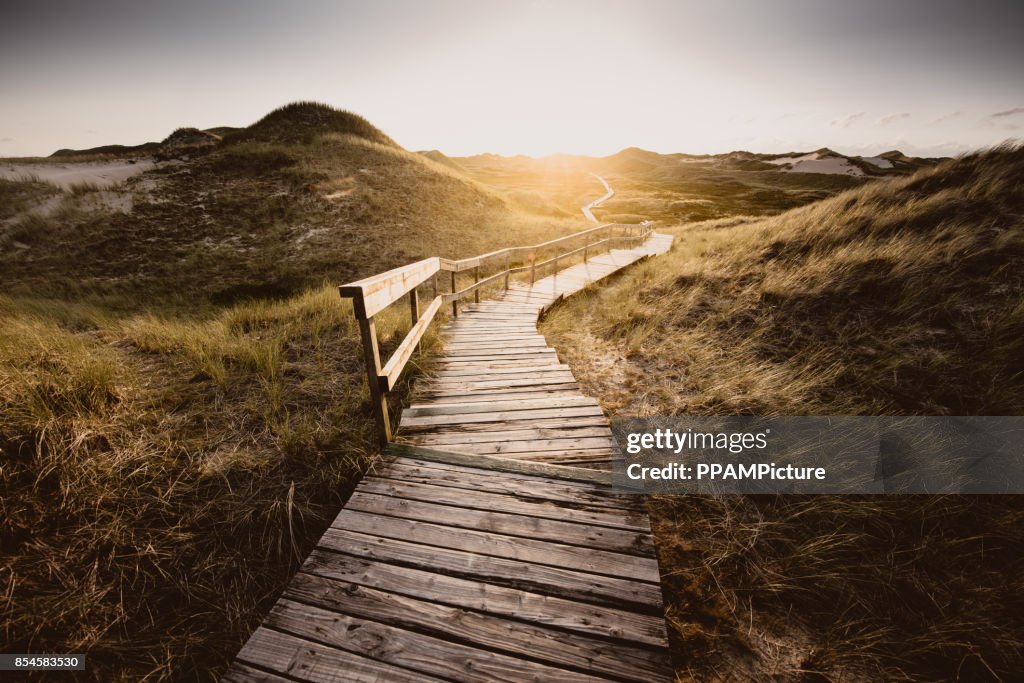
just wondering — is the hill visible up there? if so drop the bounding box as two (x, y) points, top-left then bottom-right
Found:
(0, 102), (586, 681)
(223, 101), (397, 147)
(417, 149), (467, 172)
(540, 145), (1024, 680)
(1, 102), (581, 307)
(453, 146), (946, 226)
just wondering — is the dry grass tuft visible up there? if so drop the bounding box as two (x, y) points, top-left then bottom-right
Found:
(0, 102), (566, 679)
(542, 145), (1024, 681)
(0, 286), (406, 680)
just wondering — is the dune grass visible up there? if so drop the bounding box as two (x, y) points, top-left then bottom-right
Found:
(541, 145), (1024, 681)
(0, 177), (59, 222)
(1, 131), (584, 309)
(0, 102), (587, 681)
(0, 284), (444, 681)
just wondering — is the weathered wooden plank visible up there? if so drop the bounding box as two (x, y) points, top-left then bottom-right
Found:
(441, 345), (556, 357)
(282, 575), (670, 681)
(421, 435), (616, 454)
(416, 376), (579, 393)
(402, 395), (596, 417)
(509, 452), (619, 465)
(423, 369), (575, 383)
(356, 477), (647, 530)
(398, 404), (605, 427)
(329, 509), (661, 582)
(433, 363), (572, 377)
(462, 303), (541, 312)
(373, 456), (640, 505)
(443, 333), (546, 343)
(499, 447), (618, 461)
(442, 329), (540, 337)
(445, 339), (549, 350)
(397, 414), (611, 435)
(317, 528), (664, 610)
(434, 354), (560, 365)
(346, 491), (653, 555)
(424, 373), (575, 386)
(419, 381), (581, 395)
(235, 628), (445, 683)
(384, 443), (616, 486)
(402, 424), (613, 444)
(301, 550), (668, 647)
(431, 360), (565, 371)
(449, 312), (538, 320)
(413, 388), (583, 404)
(268, 596), (614, 683)
(444, 319), (537, 327)
(435, 351), (561, 363)
(221, 662), (294, 683)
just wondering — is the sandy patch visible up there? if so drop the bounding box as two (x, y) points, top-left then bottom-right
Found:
(296, 227), (329, 245)
(861, 155), (894, 169)
(310, 175), (358, 201)
(0, 158), (158, 189)
(767, 152), (864, 176)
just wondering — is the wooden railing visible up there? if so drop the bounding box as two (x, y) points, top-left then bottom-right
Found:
(338, 222), (653, 444)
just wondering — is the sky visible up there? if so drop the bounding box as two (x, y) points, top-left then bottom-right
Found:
(1, 0), (1022, 158)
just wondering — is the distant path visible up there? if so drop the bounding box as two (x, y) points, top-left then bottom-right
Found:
(581, 173), (613, 222)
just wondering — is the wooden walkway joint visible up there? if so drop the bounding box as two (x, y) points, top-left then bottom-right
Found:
(226, 232), (675, 682)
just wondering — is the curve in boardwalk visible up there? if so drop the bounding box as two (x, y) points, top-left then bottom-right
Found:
(398, 233), (674, 469)
(226, 229), (675, 682)
(581, 173), (614, 222)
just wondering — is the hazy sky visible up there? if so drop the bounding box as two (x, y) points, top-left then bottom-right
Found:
(2, 0), (1021, 157)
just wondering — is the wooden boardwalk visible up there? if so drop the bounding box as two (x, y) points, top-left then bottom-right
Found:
(225, 232), (675, 682)
(398, 234), (674, 469)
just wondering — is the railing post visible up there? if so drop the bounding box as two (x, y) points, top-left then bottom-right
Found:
(451, 270), (458, 317)
(584, 240), (589, 262)
(474, 265), (480, 304)
(353, 299), (392, 446)
(504, 253), (510, 290)
(530, 254), (536, 286)
(409, 287), (419, 326)
(553, 250), (559, 278)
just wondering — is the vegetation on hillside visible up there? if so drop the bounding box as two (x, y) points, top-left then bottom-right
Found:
(1, 104), (581, 310)
(454, 146), (943, 226)
(224, 101), (398, 147)
(2, 100), (1010, 681)
(541, 145), (1024, 681)
(0, 102), (584, 682)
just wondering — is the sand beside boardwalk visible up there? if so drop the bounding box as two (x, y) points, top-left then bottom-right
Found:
(0, 158), (158, 189)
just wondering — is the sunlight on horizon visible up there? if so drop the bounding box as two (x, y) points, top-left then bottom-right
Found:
(1, 0), (1021, 158)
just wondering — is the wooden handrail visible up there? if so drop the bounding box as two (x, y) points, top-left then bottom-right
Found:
(378, 295), (443, 392)
(338, 256), (441, 319)
(338, 222), (651, 444)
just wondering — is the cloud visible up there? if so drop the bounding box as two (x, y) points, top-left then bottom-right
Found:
(830, 112), (865, 128)
(991, 106), (1024, 118)
(878, 112), (911, 125)
(927, 111), (964, 126)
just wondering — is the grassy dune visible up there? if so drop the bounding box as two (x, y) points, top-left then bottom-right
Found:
(452, 146), (928, 227)
(0, 103), (584, 681)
(541, 145), (1024, 681)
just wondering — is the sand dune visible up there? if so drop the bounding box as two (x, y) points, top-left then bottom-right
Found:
(1, 159), (158, 189)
